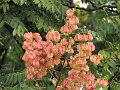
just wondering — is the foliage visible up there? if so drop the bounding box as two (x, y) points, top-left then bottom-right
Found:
(0, 0), (120, 90)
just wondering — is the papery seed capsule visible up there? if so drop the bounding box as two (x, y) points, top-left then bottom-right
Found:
(60, 26), (69, 34)
(36, 73), (44, 78)
(52, 78), (58, 85)
(56, 86), (61, 90)
(46, 32), (52, 41)
(26, 73), (33, 80)
(27, 66), (35, 73)
(72, 25), (78, 30)
(98, 54), (103, 60)
(87, 33), (93, 41)
(74, 34), (82, 41)
(60, 38), (68, 45)
(24, 32), (33, 40)
(68, 17), (79, 25)
(66, 9), (74, 18)
(67, 45), (74, 54)
(68, 37), (74, 45)
(53, 31), (61, 42)
(32, 60), (40, 68)
(97, 79), (108, 86)
(32, 33), (42, 41)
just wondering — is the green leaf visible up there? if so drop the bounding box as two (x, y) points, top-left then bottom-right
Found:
(12, 0), (20, 4)
(20, 0), (27, 5)
(13, 73), (18, 84)
(117, 1), (120, 13)
(0, 20), (4, 28)
(46, 85), (55, 90)
(107, 59), (116, 68)
(99, 50), (108, 59)
(13, 29), (17, 36)
(5, 3), (9, 10)
(2, 4), (7, 14)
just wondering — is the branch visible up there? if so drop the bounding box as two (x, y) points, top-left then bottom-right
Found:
(87, 0), (97, 8)
(63, 3), (117, 13)
(4, 23), (23, 50)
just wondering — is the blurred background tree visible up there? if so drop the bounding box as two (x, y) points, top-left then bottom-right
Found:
(0, 0), (120, 90)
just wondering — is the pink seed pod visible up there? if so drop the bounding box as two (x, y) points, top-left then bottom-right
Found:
(60, 38), (68, 45)
(68, 37), (74, 45)
(66, 9), (74, 18)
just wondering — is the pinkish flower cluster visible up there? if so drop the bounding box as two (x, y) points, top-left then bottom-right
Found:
(55, 9), (108, 90)
(60, 9), (79, 34)
(46, 29), (60, 42)
(22, 9), (108, 90)
(90, 54), (103, 65)
(97, 78), (108, 86)
(74, 33), (93, 41)
(22, 32), (65, 80)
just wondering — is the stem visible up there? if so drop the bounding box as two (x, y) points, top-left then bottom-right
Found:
(55, 57), (66, 87)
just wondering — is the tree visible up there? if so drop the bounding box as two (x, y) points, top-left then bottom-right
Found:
(0, 0), (120, 90)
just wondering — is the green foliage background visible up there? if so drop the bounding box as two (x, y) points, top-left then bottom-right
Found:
(0, 0), (120, 90)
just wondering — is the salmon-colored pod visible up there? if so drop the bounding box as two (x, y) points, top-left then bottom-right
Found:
(66, 9), (74, 18)
(72, 25), (78, 30)
(87, 33), (93, 41)
(36, 73), (45, 79)
(32, 60), (40, 68)
(68, 26), (74, 34)
(98, 54), (103, 60)
(56, 86), (61, 90)
(85, 80), (97, 90)
(65, 21), (71, 26)
(80, 65), (89, 72)
(46, 32), (52, 41)
(90, 55), (102, 65)
(56, 44), (65, 54)
(90, 55), (97, 62)
(97, 79), (108, 86)
(27, 66), (35, 73)
(52, 78), (58, 85)
(62, 61), (68, 67)
(69, 25), (78, 32)
(60, 38), (68, 45)
(87, 42), (95, 51)
(22, 52), (29, 61)
(60, 25), (69, 34)
(68, 16), (79, 25)
(77, 44), (86, 51)
(68, 37), (74, 45)
(32, 33), (42, 42)
(74, 33), (93, 41)
(74, 34), (82, 41)
(24, 32), (33, 40)
(22, 41), (31, 50)
(47, 53), (53, 58)
(31, 41), (37, 48)
(25, 63), (31, 67)
(70, 57), (87, 68)
(53, 31), (61, 42)
(82, 34), (88, 41)
(66, 45), (74, 54)
(26, 73), (34, 80)
(53, 58), (60, 65)
(78, 50), (92, 57)
(82, 33), (93, 41)
(46, 29), (60, 42)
